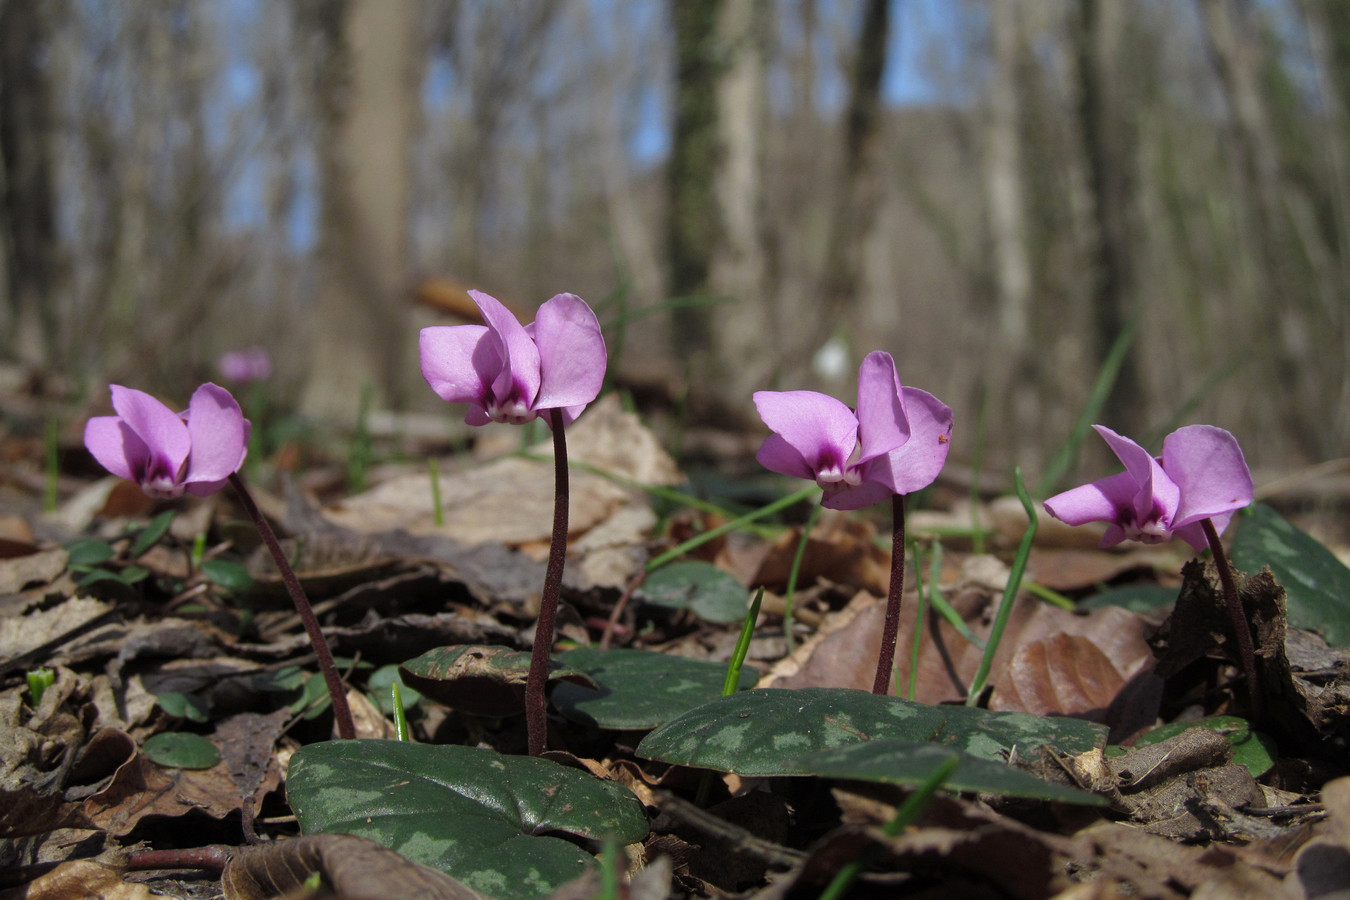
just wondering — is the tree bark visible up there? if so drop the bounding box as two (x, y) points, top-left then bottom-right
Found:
(0, 0), (60, 365)
(814, 0), (891, 358)
(666, 0), (771, 413)
(300, 0), (417, 421)
(1073, 0), (1144, 433)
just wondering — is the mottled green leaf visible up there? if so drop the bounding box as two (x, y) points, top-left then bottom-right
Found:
(553, 648), (759, 730)
(637, 561), (748, 623)
(791, 740), (1102, 804)
(1231, 504), (1350, 646)
(399, 645), (592, 717)
(288, 740), (648, 900)
(636, 688), (1105, 775)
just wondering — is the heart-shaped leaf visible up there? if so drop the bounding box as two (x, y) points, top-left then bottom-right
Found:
(789, 740), (1101, 804)
(202, 559), (255, 595)
(287, 740), (648, 900)
(553, 648), (759, 730)
(636, 688), (1105, 775)
(1231, 504), (1350, 646)
(399, 645), (594, 717)
(141, 733), (221, 770)
(637, 561), (748, 623)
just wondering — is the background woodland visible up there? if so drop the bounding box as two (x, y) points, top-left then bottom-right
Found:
(2, 0), (1348, 482)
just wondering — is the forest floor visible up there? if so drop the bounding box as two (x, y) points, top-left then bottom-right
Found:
(1, 392), (1348, 899)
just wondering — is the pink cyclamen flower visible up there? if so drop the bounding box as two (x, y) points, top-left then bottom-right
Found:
(84, 384), (251, 499)
(419, 290), (606, 427)
(753, 351), (953, 511)
(1043, 424), (1252, 552)
(217, 347), (273, 383)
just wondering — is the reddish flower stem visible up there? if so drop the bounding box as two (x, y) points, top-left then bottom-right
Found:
(228, 473), (355, 740)
(1201, 516), (1261, 718)
(526, 408), (569, 756)
(872, 494), (907, 695)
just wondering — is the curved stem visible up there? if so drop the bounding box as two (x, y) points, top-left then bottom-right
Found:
(228, 473), (354, 740)
(526, 408), (569, 756)
(872, 494), (906, 695)
(1202, 517), (1262, 718)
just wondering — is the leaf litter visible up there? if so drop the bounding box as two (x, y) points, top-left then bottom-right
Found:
(0, 400), (1347, 899)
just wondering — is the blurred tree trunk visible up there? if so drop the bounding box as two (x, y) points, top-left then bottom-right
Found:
(1305, 0), (1350, 450)
(300, 0), (417, 421)
(0, 0), (59, 365)
(814, 0), (890, 358)
(983, 0), (1034, 436)
(666, 0), (769, 414)
(1072, 0), (1144, 434)
(1200, 0), (1329, 457)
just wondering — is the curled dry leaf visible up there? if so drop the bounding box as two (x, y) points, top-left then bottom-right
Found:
(76, 728), (241, 835)
(2, 859), (157, 900)
(222, 833), (489, 900)
(0, 689), (91, 839)
(763, 565), (1156, 729)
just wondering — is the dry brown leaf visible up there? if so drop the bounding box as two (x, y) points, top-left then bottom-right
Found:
(222, 833), (489, 900)
(323, 394), (679, 549)
(762, 562), (1155, 725)
(992, 633), (1129, 718)
(0, 673), (93, 839)
(1285, 777), (1350, 900)
(78, 728), (241, 835)
(0, 595), (111, 663)
(0, 547), (68, 595)
(0, 859), (156, 900)
(752, 512), (891, 597)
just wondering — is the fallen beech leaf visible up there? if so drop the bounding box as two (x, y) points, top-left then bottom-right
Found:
(323, 395), (679, 548)
(4, 859), (157, 900)
(222, 833), (488, 900)
(765, 577), (1155, 726)
(992, 633), (1127, 718)
(79, 728), (241, 835)
(753, 513), (891, 597)
(217, 709), (287, 840)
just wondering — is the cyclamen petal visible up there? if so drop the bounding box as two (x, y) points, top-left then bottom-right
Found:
(1043, 424), (1252, 551)
(753, 390), (860, 475)
(853, 352), (909, 467)
(531, 293), (607, 416)
(419, 324), (492, 408)
(753, 354), (952, 511)
(870, 387), (953, 496)
(419, 290), (607, 426)
(85, 384), (249, 500)
(183, 384), (250, 489)
(1162, 425), (1253, 528)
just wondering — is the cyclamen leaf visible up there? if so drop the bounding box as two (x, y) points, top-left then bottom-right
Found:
(637, 560), (748, 623)
(553, 648), (759, 730)
(636, 688), (1105, 776)
(791, 740), (1101, 804)
(287, 740), (648, 900)
(1231, 504), (1350, 646)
